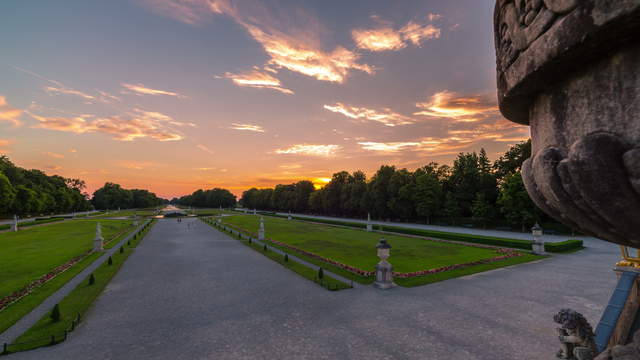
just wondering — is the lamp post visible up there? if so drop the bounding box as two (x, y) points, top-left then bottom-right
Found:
(374, 238), (396, 290)
(531, 223), (545, 255)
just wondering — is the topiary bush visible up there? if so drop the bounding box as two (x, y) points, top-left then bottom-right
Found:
(119, 246), (124, 254)
(108, 256), (113, 266)
(50, 304), (61, 322)
(318, 268), (324, 279)
(284, 254), (289, 262)
(88, 273), (95, 285)
(263, 244), (268, 251)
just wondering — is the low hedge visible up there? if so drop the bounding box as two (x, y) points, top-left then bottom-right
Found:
(544, 239), (583, 252)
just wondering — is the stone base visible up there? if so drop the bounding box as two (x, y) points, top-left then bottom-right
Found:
(374, 281), (397, 290)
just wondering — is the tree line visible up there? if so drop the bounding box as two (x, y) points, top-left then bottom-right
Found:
(91, 182), (166, 210)
(240, 141), (549, 231)
(0, 156), (92, 216)
(170, 188), (237, 208)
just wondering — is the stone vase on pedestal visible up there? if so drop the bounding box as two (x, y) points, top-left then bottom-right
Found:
(374, 239), (396, 290)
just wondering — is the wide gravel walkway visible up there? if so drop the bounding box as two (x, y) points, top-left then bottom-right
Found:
(6, 217), (621, 359)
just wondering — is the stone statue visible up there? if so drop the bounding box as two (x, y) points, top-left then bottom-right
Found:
(11, 215), (18, 232)
(93, 222), (104, 252)
(366, 213), (373, 232)
(258, 217), (265, 241)
(554, 309), (598, 359)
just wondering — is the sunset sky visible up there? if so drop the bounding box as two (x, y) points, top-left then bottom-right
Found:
(0, 0), (529, 199)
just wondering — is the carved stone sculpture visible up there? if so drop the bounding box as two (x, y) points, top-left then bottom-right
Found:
(594, 330), (640, 360)
(554, 309), (598, 359)
(494, 0), (640, 248)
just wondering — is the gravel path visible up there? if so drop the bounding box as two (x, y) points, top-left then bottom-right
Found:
(0, 221), (149, 346)
(4, 217), (620, 360)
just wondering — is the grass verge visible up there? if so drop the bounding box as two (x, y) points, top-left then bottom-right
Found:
(3, 221), (156, 355)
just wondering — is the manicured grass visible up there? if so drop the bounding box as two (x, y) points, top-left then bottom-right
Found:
(0, 220), (135, 300)
(90, 209), (159, 218)
(223, 215), (500, 274)
(394, 253), (544, 287)
(0, 218), (65, 231)
(0, 253), (100, 335)
(7, 221), (156, 354)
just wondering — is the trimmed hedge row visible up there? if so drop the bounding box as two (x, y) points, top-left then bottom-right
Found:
(0, 218), (64, 231)
(544, 239), (583, 252)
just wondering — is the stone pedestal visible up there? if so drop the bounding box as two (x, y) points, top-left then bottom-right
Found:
(258, 217), (265, 241)
(532, 241), (545, 255)
(366, 213), (373, 232)
(374, 261), (396, 290)
(93, 223), (104, 252)
(11, 215), (18, 232)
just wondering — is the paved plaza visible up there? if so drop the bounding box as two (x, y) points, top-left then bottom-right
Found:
(6, 217), (620, 360)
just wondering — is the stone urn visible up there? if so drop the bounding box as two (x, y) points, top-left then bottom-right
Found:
(493, 0), (640, 249)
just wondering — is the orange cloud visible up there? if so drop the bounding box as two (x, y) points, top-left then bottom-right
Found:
(358, 141), (420, 152)
(122, 83), (185, 98)
(352, 27), (405, 52)
(275, 144), (341, 157)
(0, 96), (23, 127)
(0, 139), (14, 154)
(414, 91), (499, 121)
(323, 103), (413, 127)
(352, 15), (441, 52)
(219, 70), (293, 94)
(43, 151), (65, 159)
(28, 110), (185, 142)
(229, 123), (265, 132)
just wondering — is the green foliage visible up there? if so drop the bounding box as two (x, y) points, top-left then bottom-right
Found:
(172, 188), (236, 208)
(50, 304), (61, 322)
(263, 244), (267, 251)
(284, 254), (289, 262)
(318, 267), (324, 279)
(471, 193), (493, 228)
(0, 156), (91, 216)
(493, 139), (531, 180)
(88, 273), (95, 285)
(497, 173), (540, 231)
(545, 239), (583, 253)
(119, 246), (124, 254)
(107, 256), (113, 266)
(92, 183), (165, 210)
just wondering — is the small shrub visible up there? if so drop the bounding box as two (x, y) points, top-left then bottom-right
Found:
(318, 268), (324, 279)
(50, 304), (61, 322)
(263, 244), (268, 251)
(108, 256), (113, 266)
(127, 240), (131, 246)
(88, 273), (95, 285)
(119, 246), (124, 254)
(284, 254), (289, 262)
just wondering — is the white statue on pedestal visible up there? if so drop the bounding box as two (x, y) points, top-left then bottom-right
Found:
(259, 217), (265, 241)
(366, 213), (373, 232)
(11, 215), (18, 232)
(93, 222), (104, 252)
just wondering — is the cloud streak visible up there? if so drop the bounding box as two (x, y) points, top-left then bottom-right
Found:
(0, 139), (14, 154)
(275, 144), (341, 157)
(323, 103), (413, 127)
(122, 83), (185, 98)
(229, 123), (265, 132)
(0, 96), (23, 127)
(414, 91), (499, 121)
(27, 110), (185, 142)
(218, 69), (293, 94)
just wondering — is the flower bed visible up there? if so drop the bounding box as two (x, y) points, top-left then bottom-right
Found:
(219, 222), (524, 279)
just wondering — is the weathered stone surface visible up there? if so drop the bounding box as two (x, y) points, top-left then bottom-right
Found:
(594, 330), (640, 359)
(494, 0), (640, 249)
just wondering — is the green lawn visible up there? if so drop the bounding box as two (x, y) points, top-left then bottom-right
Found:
(0, 220), (135, 299)
(8, 221), (156, 354)
(223, 215), (503, 274)
(90, 208), (159, 218)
